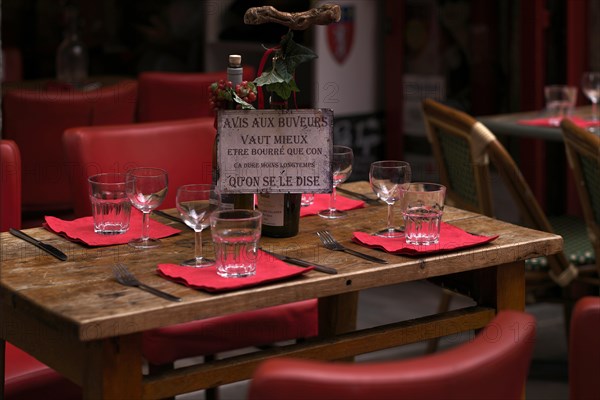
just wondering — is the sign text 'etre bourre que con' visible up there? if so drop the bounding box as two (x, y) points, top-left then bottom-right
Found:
(217, 109), (333, 193)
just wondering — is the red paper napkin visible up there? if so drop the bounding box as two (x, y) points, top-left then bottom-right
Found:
(157, 250), (313, 293)
(518, 116), (599, 128)
(300, 193), (365, 217)
(352, 222), (498, 256)
(44, 210), (181, 246)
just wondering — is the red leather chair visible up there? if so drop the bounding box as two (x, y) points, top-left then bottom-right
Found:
(569, 296), (600, 400)
(63, 117), (216, 217)
(248, 310), (536, 400)
(1, 140), (21, 231)
(2, 80), (138, 213)
(62, 118), (318, 376)
(4, 343), (81, 400)
(1, 140), (81, 399)
(136, 68), (255, 122)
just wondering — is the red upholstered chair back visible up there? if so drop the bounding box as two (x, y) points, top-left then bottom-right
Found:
(248, 310), (536, 400)
(136, 68), (255, 122)
(4, 342), (81, 400)
(2, 81), (138, 212)
(569, 296), (600, 400)
(63, 117), (216, 217)
(0, 140), (21, 231)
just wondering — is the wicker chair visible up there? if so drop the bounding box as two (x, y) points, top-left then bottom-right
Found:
(421, 99), (586, 353)
(422, 99), (581, 290)
(560, 119), (600, 285)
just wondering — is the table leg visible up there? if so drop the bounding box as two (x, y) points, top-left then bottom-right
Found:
(318, 291), (359, 337)
(82, 333), (143, 400)
(474, 261), (526, 311)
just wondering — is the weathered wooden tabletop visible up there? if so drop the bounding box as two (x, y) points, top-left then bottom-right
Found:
(0, 181), (563, 399)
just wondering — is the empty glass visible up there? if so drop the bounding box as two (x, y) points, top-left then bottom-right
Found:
(125, 167), (168, 249)
(211, 209), (262, 278)
(581, 71), (600, 132)
(369, 160), (412, 238)
(401, 183), (446, 245)
(544, 85), (577, 126)
(176, 184), (219, 267)
(319, 145), (353, 219)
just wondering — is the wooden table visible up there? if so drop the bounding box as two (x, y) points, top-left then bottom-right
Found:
(478, 106), (593, 215)
(478, 105), (593, 142)
(0, 182), (563, 399)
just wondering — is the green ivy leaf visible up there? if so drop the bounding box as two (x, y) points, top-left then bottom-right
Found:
(254, 70), (285, 87)
(253, 30), (317, 101)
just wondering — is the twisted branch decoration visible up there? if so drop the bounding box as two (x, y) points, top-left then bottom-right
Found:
(244, 4), (341, 30)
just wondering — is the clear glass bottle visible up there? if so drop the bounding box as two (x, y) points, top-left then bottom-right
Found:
(213, 55), (254, 210)
(56, 7), (88, 86)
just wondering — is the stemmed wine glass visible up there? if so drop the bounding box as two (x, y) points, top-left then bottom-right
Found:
(125, 167), (169, 249)
(319, 145), (354, 219)
(581, 71), (600, 132)
(369, 160), (411, 238)
(176, 184), (219, 267)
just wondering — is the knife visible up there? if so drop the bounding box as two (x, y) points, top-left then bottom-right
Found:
(9, 228), (68, 261)
(260, 249), (338, 275)
(336, 187), (380, 205)
(153, 210), (185, 224)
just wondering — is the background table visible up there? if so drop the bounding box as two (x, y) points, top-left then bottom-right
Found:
(0, 182), (563, 399)
(478, 106), (593, 216)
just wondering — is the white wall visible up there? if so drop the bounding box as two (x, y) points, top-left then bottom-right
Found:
(313, 0), (379, 117)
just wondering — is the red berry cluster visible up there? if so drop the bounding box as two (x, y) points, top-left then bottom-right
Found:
(208, 79), (257, 111)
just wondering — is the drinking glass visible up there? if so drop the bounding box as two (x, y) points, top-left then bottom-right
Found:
(369, 160), (412, 238)
(176, 184), (218, 267)
(401, 183), (446, 245)
(581, 71), (600, 131)
(125, 167), (168, 249)
(544, 85), (577, 126)
(211, 209), (262, 278)
(319, 145), (354, 219)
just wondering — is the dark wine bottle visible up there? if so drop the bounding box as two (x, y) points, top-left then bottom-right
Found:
(213, 54), (254, 210)
(257, 93), (301, 238)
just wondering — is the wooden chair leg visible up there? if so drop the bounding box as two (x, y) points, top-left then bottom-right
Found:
(426, 289), (454, 354)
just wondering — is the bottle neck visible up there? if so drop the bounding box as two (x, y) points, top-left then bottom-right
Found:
(269, 92), (288, 110)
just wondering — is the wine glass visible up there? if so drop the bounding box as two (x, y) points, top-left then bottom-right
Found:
(369, 160), (412, 238)
(125, 167), (169, 249)
(176, 184), (218, 267)
(319, 145), (354, 219)
(581, 71), (600, 131)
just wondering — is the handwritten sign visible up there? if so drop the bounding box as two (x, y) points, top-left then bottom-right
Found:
(217, 109), (333, 193)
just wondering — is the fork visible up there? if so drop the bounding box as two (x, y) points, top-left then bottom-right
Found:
(316, 231), (388, 264)
(113, 263), (182, 302)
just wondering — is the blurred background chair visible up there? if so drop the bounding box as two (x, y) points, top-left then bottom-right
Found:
(1, 140), (81, 399)
(136, 68), (255, 122)
(63, 117), (216, 217)
(422, 99), (586, 291)
(568, 296), (600, 400)
(560, 119), (600, 286)
(62, 117), (317, 397)
(421, 99), (587, 351)
(2, 80), (138, 219)
(247, 310), (536, 400)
